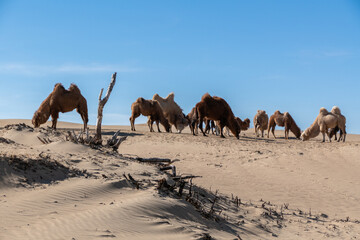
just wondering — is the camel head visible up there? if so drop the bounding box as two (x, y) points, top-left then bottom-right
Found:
(300, 129), (310, 141)
(242, 118), (251, 130)
(230, 118), (241, 139)
(174, 113), (189, 133)
(32, 111), (48, 128)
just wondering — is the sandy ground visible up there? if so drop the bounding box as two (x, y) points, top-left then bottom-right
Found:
(1, 119), (360, 239)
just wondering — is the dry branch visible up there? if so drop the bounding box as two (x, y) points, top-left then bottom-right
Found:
(94, 72), (117, 144)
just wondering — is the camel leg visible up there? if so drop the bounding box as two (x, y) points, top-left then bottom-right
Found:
(156, 120), (161, 132)
(130, 112), (140, 131)
(326, 129), (331, 142)
(271, 125), (276, 139)
(261, 129), (264, 138)
(147, 118), (154, 132)
(51, 111), (59, 130)
(198, 118), (206, 137)
(190, 121), (196, 135)
(204, 120), (210, 134)
(76, 105), (88, 132)
(284, 126), (289, 140)
(338, 130), (342, 142)
(339, 126), (346, 142)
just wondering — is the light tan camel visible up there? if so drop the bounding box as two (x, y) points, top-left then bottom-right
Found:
(253, 110), (268, 137)
(301, 107), (346, 142)
(152, 93), (188, 133)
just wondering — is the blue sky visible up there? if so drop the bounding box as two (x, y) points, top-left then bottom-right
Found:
(1, 0), (359, 133)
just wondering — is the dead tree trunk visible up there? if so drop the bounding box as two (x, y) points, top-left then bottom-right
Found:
(94, 72), (117, 144)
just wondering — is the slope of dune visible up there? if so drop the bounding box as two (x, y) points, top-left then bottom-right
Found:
(1, 120), (360, 239)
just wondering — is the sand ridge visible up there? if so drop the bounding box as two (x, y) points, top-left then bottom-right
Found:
(1, 120), (360, 239)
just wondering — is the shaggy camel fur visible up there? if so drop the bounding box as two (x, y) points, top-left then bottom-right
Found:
(301, 107), (346, 142)
(225, 117), (250, 136)
(130, 97), (170, 133)
(32, 83), (88, 131)
(267, 110), (301, 139)
(253, 110), (268, 137)
(193, 93), (240, 139)
(152, 93), (188, 133)
(329, 106), (347, 141)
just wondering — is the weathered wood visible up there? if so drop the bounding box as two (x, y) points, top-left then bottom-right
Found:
(137, 158), (171, 163)
(160, 165), (176, 176)
(172, 175), (202, 181)
(37, 136), (47, 144)
(94, 72), (117, 144)
(111, 136), (127, 151)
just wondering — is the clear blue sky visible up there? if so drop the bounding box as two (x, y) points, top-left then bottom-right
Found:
(1, 1), (359, 133)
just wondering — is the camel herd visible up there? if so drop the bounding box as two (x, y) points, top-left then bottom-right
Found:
(32, 84), (347, 142)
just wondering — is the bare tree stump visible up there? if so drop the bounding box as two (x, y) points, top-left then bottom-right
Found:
(94, 72), (117, 144)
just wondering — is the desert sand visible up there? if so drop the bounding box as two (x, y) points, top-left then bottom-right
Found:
(1, 119), (360, 239)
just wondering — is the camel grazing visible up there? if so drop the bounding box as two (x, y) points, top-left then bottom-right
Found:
(130, 97), (170, 133)
(267, 110), (301, 139)
(301, 107), (346, 142)
(32, 83), (88, 131)
(192, 93), (240, 139)
(329, 106), (347, 141)
(225, 117), (250, 136)
(253, 110), (268, 137)
(152, 93), (188, 133)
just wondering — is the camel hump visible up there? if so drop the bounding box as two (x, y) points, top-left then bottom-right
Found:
(69, 84), (81, 94)
(284, 112), (293, 120)
(152, 93), (160, 101)
(53, 83), (65, 91)
(165, 92), (175, 101)
(274, 110), (281, 114)
(201, 93), (211, 101)
(331, 106), (341, 115)
(136, 97), (145, 103)
(319, 107), (328, 114)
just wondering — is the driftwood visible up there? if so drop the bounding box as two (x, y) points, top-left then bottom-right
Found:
(37, 136), (52, 144)
(136, 158), (171, 163)
(94, 72), (117, 144)
(66, 129), (126, 150)
(105, 130), (127, 151)
(123, 173), (140, 189)
(172, 175), (202, 181)
(159, 165), (176, 177)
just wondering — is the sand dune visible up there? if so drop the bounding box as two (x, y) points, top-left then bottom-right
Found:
(1, 120), (360, 239)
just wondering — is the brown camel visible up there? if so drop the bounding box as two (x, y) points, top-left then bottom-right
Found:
(253, 110), (268, 137)
(267, 110), (301, 139)
(224, 117), (250, 136)
(193, 93), (240, 139)
(130, 97), (170, 133)
(32, 83), (88, 131)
